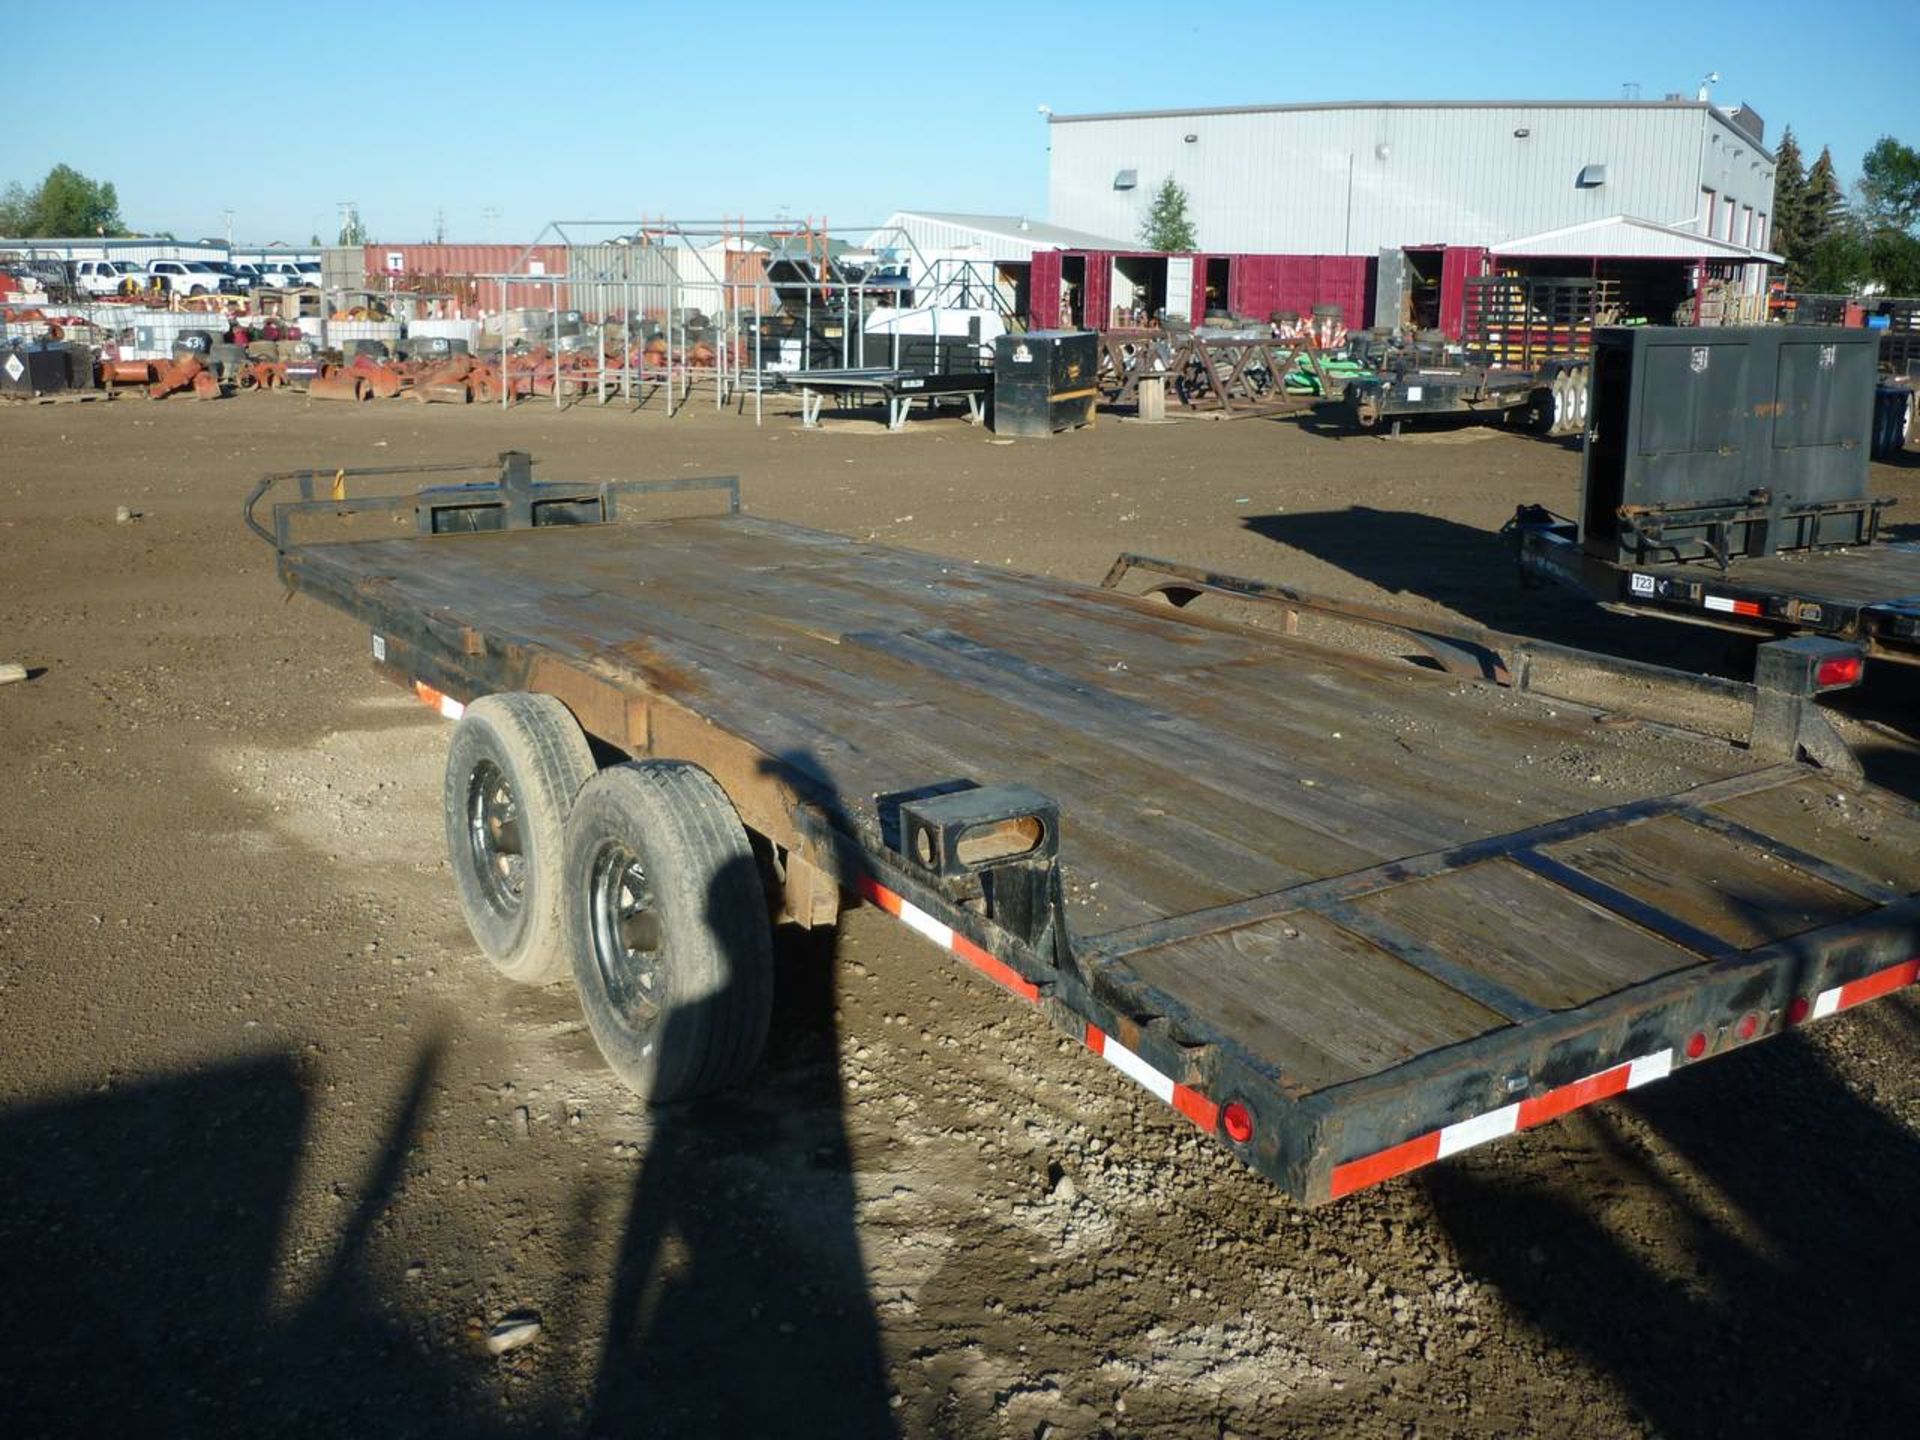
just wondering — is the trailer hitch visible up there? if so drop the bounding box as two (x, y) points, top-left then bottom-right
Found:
(892, 784), (1069, 964)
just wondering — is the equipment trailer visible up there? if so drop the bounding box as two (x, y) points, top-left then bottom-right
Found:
(1510, 323), (1920, 669)
(250, 453), (1920, 1205)
(1340, 276), (1608, 438)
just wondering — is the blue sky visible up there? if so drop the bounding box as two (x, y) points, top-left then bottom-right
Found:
(8, 0), (1913, 245)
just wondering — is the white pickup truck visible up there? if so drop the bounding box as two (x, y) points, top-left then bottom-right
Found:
(253, 260), (305, 288)
(73, 258), (151, 296)
(146, 259), (238, 296)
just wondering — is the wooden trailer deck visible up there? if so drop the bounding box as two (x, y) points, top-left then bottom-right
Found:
(262, 461), (1920, 1200)
(1662, 541), (1920, 608)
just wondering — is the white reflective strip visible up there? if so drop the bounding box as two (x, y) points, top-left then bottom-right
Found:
(1625, 1049), (1673, 1088)
(1811, 987), (1842, 1020)
(1703, 595), (1736, 613)
(438, 695), (465, 721)
(1097, 1035), (1176, 1104)
(1437, 1102), (1521, 1158)
(897, 900), (953, 950)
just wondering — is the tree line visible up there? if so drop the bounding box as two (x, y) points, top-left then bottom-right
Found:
(0, 165), (126, 239)
(1771, 130), (1920, 295)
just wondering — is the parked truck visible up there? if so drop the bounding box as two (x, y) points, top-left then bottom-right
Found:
(249, 453), (1920, 1204)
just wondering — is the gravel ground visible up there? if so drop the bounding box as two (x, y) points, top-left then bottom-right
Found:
(2, 391), (1918, 1439)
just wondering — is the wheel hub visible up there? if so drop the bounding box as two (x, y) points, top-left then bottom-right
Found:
(466, 759), (526, 917)
(589, 841), (662, 1025)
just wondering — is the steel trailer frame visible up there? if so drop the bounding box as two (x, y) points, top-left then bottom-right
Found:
(248, 454), (1920, 1206)
(782, 367), (993, 431)
(1508, 505), (1920, 668)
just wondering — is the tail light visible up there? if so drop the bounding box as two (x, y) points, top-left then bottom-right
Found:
(1221, 1100), (1255, 1145)
(1815, 654), (1864, 688)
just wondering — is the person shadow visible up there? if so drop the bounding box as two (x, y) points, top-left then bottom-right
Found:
(581, 771), (897, 1439)
(0, 1034), (513, 1439)
(1, 760), (899, 1440)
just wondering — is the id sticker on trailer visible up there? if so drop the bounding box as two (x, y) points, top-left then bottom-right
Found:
(372, 634), (387, 662)
(1629, 573), (1656, 596)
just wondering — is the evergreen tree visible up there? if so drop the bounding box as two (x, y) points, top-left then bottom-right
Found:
(1802, 147), (1846, 254)
(1138, 178), (1197, 252)
(1769, 127), (1806, 271)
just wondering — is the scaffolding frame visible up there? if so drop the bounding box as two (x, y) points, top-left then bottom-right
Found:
(472, 218), (968, 424)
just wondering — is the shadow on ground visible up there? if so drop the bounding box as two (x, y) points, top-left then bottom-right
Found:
(0, 905), (894, 1439)
(1425, 1001), (1920, 1439)
(1241, 505), (1741, 671)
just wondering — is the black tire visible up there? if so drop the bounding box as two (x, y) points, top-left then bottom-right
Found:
(563, 761), (774, 1103)
(442, 692), (596, 985)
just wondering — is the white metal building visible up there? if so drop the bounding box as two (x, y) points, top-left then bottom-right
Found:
(863, 211), (1135, 332)
(869, 211), (1133, 263)
(1048, 99), (1779, 260)
(0, 236), (322, 267)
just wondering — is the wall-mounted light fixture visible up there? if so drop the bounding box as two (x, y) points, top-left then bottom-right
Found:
(1514, 127), (1531, 138)
(1113, 169), (1138, 191)
(1183, 133), (1198, 143)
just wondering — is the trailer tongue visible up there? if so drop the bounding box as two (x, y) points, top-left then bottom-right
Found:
(250, 454), (1920, 1204)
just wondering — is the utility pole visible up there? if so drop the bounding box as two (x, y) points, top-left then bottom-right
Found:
(221, 209), (234, 246)
(434, 209), (446, 244)
(482, 207), (498, 243)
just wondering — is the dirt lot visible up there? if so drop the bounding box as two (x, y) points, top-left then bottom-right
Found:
(3, 390), (1918, 1439)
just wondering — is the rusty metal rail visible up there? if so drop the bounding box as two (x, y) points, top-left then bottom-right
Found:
(1099, 551), (1862, 774)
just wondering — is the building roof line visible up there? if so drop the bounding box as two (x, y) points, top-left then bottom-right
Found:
(1049, 98), (1772, 159)
(1489, 212), (1783, 263)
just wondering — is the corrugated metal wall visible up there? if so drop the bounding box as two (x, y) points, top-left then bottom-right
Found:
(1049, 103), (1777, 256)
(1228, 255), (1373, 326)
(362, 244), (572, 309)
(1029, 250), (1373, 330)
(870, 214), (1049, 262)
(0, 238), (293, 266)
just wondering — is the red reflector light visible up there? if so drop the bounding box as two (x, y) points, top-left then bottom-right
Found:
(1787, 996), (1812, 1026)
(1685, 1031), (1709, 1060)
(1735, 1012), (1760, 1042)
(1221, 1100), (1255, 1144)
(1815, 655), (1863, 688)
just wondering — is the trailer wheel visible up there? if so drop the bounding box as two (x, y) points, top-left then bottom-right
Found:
(563, 762), (774, 1103)
(1525, 386), (1556, 434)
(442, 692), (596, 985)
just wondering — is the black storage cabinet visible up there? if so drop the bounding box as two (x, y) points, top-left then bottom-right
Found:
(0, 344), (70, 397)
(1581, 325), (1878, 564)
(991, 331), (1097, 437)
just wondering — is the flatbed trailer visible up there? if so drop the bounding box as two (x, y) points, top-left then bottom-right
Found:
(1508, 324), (1919, 668)
(1511, 507), (1920, 668)
(249, 454), (1920, 1205)
(1340, 361), (1561, 435)
(1339, 275), (1610, 437)
(779, 366), (992, 431)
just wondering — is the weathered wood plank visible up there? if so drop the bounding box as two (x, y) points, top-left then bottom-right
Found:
(1120, 913), (1510, 1094)
(1539, 814), (1874, 950)
(1351, 859), (1702, 1011)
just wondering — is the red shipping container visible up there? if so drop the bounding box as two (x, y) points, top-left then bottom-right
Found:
(362, 243), (572, 312)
